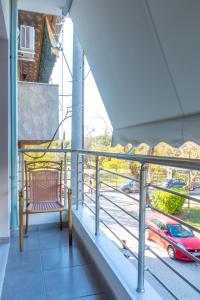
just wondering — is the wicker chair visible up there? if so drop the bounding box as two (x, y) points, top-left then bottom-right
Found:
(19, 160), (72, 251)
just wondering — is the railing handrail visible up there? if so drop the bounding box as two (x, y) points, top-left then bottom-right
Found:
(19, 148), (200, 171)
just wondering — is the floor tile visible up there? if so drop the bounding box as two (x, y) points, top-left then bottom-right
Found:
(75, 293), (109, 300)
(38, 228), (69, 250)
(2, 227), (110, 300)
(41, 245), (88, 271)
(2, 271), (45, 300)
(6, 250), (42, 275)
(9, 231), (40, 253)
(38, 222), (66, 231)
(0, 243), (9, 299)
(11, 225), (39, 237)
(1, 290), (46, 300)
(44, 265), (105, 300)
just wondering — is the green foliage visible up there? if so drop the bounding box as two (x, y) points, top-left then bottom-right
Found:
(103, 158), (128, 173)
(181, 207), (200, 229)
(23, 141), (64, 162)
(91, 134), (112, 148)
(85, 133), (112, 150)
(152, 188), (187, 215)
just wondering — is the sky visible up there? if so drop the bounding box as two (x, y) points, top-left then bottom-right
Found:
(51, 17), (112, 141)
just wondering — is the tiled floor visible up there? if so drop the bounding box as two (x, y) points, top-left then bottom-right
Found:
(1, 226), (110, 300)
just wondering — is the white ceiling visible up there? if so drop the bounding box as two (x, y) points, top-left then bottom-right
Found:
(70, 0), (200, 146)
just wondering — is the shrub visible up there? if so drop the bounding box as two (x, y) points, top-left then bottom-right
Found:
(152, 188), (187, 215)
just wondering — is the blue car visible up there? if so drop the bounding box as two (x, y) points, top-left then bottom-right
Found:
(120, 180), (139, 193)
(163, 179), (186, 189)
(190, 182), (200, 191)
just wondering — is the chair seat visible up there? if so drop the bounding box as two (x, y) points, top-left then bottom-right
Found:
(27, 201), (64, 212)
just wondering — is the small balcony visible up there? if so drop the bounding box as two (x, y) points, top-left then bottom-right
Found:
(1, 1), (200, 300)
(1, 149), (200, 300)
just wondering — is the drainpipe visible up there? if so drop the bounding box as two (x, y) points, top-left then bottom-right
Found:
(71, 32), (84, 204)
(10, 0), (18, 229)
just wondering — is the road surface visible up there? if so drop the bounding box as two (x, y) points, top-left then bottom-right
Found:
(84, 190), (200, 300)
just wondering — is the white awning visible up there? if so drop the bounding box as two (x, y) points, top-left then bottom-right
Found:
(70, 0), (200, 146)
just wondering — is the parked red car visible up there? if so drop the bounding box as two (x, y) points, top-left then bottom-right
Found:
(146, 213), (200, 261)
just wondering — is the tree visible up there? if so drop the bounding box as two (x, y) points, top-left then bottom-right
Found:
(103, 158), (128, 173)
(103, 158), (128, 186)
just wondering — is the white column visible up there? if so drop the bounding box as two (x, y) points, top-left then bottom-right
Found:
(71, 32), (84, 204)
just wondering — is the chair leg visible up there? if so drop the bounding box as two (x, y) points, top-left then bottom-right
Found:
(60, 211), (63, 230)
(19, 192), (24, 252)
(25, 210), (29, 236)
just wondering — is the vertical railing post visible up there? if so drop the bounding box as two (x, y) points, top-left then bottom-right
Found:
(81, 154), (84, 205)
(78, 153), (84, 206)
(137, 163), (147, 293)
(68, 188), (73, 246)
(95, 156), (100, 235)
(76, 152), (79, 210)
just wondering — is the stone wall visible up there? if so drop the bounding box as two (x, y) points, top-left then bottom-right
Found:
(18, 81), (59, 142)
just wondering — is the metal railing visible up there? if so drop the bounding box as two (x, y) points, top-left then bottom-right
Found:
(18, 148), (200, 298)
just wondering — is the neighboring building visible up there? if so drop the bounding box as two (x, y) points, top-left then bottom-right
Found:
(18, 10), (62, 145)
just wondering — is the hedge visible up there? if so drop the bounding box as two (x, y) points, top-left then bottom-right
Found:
(152, 188), (187, 215)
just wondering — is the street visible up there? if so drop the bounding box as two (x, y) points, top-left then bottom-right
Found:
(84, 190), (200, 300)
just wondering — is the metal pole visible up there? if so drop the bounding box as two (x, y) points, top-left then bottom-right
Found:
(71, 31), (84, 205)
(82, 154), (85, 206)
(76, 152), (79, 210)
(78, 154), (84, 205)
(68, 188), (73, 246)
(10, 0), (18, 229)
(137, 164), (147, 293)
(95, 156), (100, 235)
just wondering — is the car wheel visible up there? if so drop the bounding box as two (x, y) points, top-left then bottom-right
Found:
(124, 188), (129, 193)
(167, 245), (176, 260)
(146, 230), (151, 241)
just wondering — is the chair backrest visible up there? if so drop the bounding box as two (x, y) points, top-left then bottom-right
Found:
(25, 161), (63, 203)
(29, 170), (59, 202)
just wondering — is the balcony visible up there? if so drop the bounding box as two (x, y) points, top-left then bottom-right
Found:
(1, 1), (200, 299)
(1, 149), (200, 300)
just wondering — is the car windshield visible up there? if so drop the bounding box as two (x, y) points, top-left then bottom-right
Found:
(167, 224), (193, 238)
